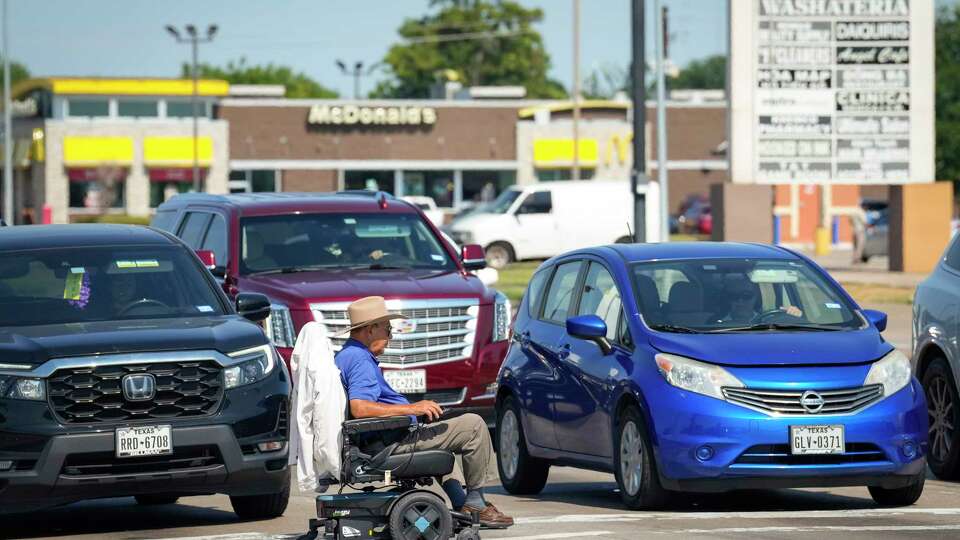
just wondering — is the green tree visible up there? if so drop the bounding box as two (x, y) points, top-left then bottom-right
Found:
(669, 54), (725, 90)
(371, 0), (566, 99)
(1, 57), (30, 89)
(184, 58), (338, 98)
(582, 64), (629, 100)
(937, 6), (960, 183)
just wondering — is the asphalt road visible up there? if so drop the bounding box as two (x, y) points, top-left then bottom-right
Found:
(0, 302), (924, 540)
(4, 464), (960, 540)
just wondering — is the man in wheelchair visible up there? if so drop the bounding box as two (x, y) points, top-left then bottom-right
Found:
(309, 296), (513, 539)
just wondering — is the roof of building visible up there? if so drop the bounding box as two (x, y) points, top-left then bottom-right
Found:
(12, 77), (230, 99)
(0, 224), (177, 251)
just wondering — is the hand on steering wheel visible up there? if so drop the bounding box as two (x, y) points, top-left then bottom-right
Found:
(751, 306), (803, 322)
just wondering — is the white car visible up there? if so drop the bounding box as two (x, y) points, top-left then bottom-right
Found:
(447, 180), (661, 269)
(401, 196), (445, 227)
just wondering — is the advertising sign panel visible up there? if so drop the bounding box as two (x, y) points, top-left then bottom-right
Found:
(729, 0), (933, 184)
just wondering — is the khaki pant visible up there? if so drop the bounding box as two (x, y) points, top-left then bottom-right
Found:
(393, 413), (492, 490)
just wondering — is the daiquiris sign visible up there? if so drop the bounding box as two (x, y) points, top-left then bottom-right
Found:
(307, 104), (438, 127)
(729, 0), (933, 184)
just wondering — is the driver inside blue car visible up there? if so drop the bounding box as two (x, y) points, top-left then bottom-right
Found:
(722, 277), (802, 324)
(334, 296), (514, 529)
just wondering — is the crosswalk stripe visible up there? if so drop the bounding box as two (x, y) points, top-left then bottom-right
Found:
(515, 507), (960, 524)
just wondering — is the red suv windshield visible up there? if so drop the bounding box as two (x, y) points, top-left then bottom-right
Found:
(240, 213), (456, 275)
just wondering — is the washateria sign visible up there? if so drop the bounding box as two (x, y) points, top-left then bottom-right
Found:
(307, 104), (438, 127)
(729, 0), (933, 184)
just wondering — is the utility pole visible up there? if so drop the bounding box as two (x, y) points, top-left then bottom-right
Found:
(655, 2), (669, 242)
(3, 0), (12, 224)
(631, 0), (647, 241)
(572, 0), (581, 181)
(166, 24), (217, 193)
(336, 61), (379, 99)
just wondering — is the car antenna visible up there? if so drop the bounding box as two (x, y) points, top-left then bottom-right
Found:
(626, 221), (634, 243)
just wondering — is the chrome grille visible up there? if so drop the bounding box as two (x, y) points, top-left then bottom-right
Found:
(311, 299), (479, 367)
(722, 385), (884, 416)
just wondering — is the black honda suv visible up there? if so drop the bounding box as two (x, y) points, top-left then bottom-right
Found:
(0, 224), (290, 518)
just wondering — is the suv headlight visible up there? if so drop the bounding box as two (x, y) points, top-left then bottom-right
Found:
(263, 303), (296, 348)
(655, 353), (744, 400)
(0, 375), (45, 401)
(864, 349), (912, 397)
(224, 344), (276, 389)
(493, 291), (511, 342)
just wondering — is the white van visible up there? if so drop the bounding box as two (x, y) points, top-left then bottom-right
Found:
(447, 180), (661, 268)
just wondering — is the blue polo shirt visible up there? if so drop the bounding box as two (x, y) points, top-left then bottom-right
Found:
(334, 338), (410, 405)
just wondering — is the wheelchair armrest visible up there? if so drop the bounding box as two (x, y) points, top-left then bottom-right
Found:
(342, 415), (414, 436)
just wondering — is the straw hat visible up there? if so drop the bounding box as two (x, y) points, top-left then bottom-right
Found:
(338, 296), (406, 335)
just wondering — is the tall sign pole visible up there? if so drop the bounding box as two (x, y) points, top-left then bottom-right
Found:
(655, 2), (669, 242)
(572, 0), (581, 181)
(631, 0), (647, 241)
(2, 0), (12, 224)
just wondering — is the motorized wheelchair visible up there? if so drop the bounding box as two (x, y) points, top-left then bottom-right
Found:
(304, 415), (482, 540)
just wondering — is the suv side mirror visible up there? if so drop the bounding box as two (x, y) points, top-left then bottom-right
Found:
(461, 244), (486, 271)
(863, 309), (887, 332)
(566, 314), (612, 355)
(236, 293), (271, 322)
(196, 249), (216, 269)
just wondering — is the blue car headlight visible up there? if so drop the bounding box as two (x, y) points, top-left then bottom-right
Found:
(655, 353), (744, 400)
(864, 349), (912, 397)
(0, 375), (45, 401)
(224, 344), (276, 389)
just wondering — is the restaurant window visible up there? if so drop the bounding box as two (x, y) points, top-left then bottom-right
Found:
(229, 170), (279, 194)
(166, 100), (212, 118)
(67, 98), (109, 118)
(150, 182), (193, 207)
(462, 170), (516, 206)
(118, 99), (159, 118)
(403, 170), (454, 208)
(68, 170), (126, 209)
(345, 170), (394, 193)
(535, 168), (595, 182)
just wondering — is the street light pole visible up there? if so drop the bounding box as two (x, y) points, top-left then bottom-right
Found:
(166, 24), (217, 193)
(336, 60), (380, 99)
(572, 0), (581, 182)
(3, 0), (13, 224)
(631, 0), (647, 242)
(655, 1), (669, 242)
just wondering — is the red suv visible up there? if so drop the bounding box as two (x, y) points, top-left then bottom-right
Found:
(151, 192), (510, 423)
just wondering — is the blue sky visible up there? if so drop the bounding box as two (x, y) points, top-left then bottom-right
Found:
(3, 0), (954, 97)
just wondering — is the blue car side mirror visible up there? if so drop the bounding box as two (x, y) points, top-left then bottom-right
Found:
(863, 309), (887, 332)
(567, 314), (613, 355)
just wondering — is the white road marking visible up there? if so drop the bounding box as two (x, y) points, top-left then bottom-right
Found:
(664, 524), (960, 534)
(493, 532), (611, 540)
(515, 507), (960, 524)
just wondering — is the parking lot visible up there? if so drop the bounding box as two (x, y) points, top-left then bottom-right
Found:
(5, 464), (960, 540)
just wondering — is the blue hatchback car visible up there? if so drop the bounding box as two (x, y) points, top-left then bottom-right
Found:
(495, 243), (927, 509)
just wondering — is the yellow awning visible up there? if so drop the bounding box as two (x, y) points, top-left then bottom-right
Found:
(533, 138), (599, 167)
(12, 78), (230, 99)
(519, 100), (630, 119)
(63, 136), (134, 166)
(144, 136), (213, 167)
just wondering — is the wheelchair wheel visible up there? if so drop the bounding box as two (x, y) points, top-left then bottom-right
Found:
(389, 492), (453, 540)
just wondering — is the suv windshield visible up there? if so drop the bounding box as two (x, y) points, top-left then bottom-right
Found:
(240, 213), (456, 275)
(632, 258), (862, 332)
(0, 246), (225, 327)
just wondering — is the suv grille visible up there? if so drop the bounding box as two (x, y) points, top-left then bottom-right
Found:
(734, 443), (888, 466)
(312, 299), (479, 367)
(48, 361), (223, 424)
(722, 385), (883, 416)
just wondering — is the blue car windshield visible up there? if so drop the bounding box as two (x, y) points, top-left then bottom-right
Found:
(631, 258), (863, 332)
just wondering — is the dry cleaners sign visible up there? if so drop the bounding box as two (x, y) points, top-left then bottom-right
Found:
(307, 104), (438, 126)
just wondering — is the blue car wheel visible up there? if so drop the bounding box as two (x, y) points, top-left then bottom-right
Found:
(496, 395), (550, 495)
(614, 406), (667, 509)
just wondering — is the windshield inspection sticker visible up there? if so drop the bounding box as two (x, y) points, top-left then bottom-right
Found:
(116, 259), (160, 269)
(825, 302), (843, 309)
(196, 305), (214, 313)
(430, 254), (445, 261)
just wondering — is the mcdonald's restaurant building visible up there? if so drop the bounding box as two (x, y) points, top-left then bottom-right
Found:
(7, 78), (229, 224)
(219, 93), (728, 216)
